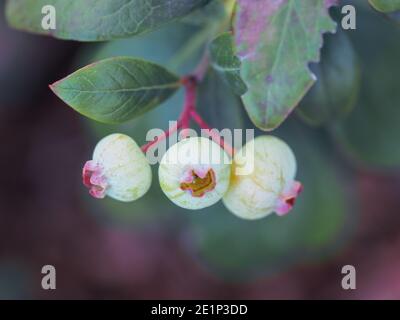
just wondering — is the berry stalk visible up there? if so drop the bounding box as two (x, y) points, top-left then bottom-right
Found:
(141, 74), (235, 157)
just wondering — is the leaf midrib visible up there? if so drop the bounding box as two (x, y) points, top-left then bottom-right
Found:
(57, 82), (181, 94)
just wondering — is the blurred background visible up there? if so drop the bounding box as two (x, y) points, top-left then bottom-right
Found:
(1, 0), (400, 299)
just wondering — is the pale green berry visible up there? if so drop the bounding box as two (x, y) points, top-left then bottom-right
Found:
(83, 133), (152, 202)
(158, 137), (231, 210)
(223, 135), (302, 220)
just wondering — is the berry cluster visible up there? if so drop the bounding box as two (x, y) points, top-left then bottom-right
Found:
(83, 133), (302, 220)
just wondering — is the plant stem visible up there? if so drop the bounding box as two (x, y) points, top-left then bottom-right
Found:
(141, 55), (235, 157)
(180, 76), (197, 133)
(190, 110), (234, 157)
(141, 120), (182, 153)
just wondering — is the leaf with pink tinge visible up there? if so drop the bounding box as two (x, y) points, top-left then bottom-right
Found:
(235, 0), (338, 131)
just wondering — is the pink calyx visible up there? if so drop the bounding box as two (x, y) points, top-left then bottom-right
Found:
(275, 181), (303, 216)
(82, 160), (108, 199)
(180, 167), (216, 198)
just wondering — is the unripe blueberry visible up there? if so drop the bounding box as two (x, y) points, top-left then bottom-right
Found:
(82, 133), (152, 202)
(158, 137), (231, 210)
(223, 136), (302, 220)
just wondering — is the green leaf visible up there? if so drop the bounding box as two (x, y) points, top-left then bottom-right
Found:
(209, 32), (247, 96)
(234, 0), (337, 131)
(187, 121), (351, 280)
(369, 0), (400, 13)
(331, 3), (400, 169)
(5, 0), (211, 41)
(296, 29), (361, 126)
(50, 57), (181, 124)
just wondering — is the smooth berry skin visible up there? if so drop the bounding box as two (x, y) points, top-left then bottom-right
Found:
(223, 136), (302, 220)
(158, 137), (231, 210)
(83, 133), (152, 202)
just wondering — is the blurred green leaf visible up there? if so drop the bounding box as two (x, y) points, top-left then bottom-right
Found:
(331, 3), (400, 169)
(79, 22), (203, 75)
(6, 0), (211, 41)
(209, 32), (247, 96)
(234, 0), (337, 131)
(0, 260), (32, 299)
(187, 121), (350, 280)
(297, 29), (361, 126)
(197, 69), (246, 130)
(180, 0), (226, 26)
(168, 20), (220, 72)
(369, 0), (400, 13)
(51, 57), (180, 124)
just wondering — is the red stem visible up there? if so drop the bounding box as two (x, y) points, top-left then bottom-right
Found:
(141, 120), (182, 153)
(180, 76), (197, 135)
(141, 75), (235, 157)
(190, 110), (234, 157)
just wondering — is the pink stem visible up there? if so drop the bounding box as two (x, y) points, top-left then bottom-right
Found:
(141, 77), (196, 153)
(141, 120), (182, 153)
(180, 76), (197, 137)
(190, 110), (234, 157)
(140, 74), (235, 157)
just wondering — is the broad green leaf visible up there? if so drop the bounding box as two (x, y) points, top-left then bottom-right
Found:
(187, 121), (350, 280)
(369, 0), (400, 13)
(5, 0), (211, 41)
(297, 29), (361, 126)
(235, 0), (337, 131)
(331, 2), (400, 169)
(209, 32), (247, 96)
(50, 57), (181, 124)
